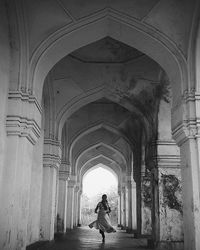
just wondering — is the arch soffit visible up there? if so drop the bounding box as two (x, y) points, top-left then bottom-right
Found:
(77, 151), (125, 176)
(30, 13), (186, 108)
(79, 154), (123, 182)
(74, 142), (127, 174)
(74, 143), (127, 170)
(69, 122), (134, 161)
(56, 87), (149, 140)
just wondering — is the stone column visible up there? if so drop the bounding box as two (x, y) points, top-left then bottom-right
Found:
(77, 190), (82, 226)
(120, 187), (125, 229)
(66, 179), (76, 229)
(126, 177), (137, 233)
(40, 139), (61, 241)
(57, 163), (70, 233)
(122, 186), (127, 229)
(141, 173), (152, 236)
(0, 93), (41, 250)
(117, 190), (122, 227)
(27, 126), (44, 245)
(152, 140), (183, 250)
(132, 181), (137, 231)
(73, 185), (80, 227)
(173, 124), (200, 250)
(125, 186), (129, 229)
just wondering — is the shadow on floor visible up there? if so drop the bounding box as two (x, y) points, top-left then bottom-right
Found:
(26, 227), (153, 250)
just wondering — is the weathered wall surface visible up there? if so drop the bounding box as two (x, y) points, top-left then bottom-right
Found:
(52, 55), (160, 116)
(27, 128), (44, 245)
(0, 0), (10, 188)
(159, 169), (183, 242)
(141, 176), (152, 235)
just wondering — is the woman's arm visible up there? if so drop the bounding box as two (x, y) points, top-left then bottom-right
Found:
(107, 202), (111, 214)
(94, 203), (99, 213)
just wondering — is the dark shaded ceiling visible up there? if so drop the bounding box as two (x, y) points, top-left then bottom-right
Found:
(70, 37), (144, 63)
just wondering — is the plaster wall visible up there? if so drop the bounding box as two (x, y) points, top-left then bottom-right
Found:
(27, 128), (44, 245)
(0, 1), (10, 187)
(158, 100), (172, 140)
(154, 99), (183, 249)
(0, 136), (33, 250)
(158, 168), (183, 242)
(66, 182), (75, 229)
(40, 166), (57, 241)
(57, 179), (68, 232)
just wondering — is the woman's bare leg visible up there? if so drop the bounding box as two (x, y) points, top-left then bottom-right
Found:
(99, 230), (105, 242)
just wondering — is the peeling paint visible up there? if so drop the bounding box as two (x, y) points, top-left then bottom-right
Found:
(142, 180), (152, 208)
(161, 174), (182, 214)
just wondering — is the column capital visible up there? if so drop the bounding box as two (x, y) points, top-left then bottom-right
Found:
(59, 170), (70, 181)
(43, 138), (61, 167)
(60, 160), (71, 172)
(172, 121), (199, 146)
(6, 91), (42, 145)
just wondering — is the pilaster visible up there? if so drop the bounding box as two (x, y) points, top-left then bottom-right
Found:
(0, 92), (41, 250)
(117, 190), (122, 227)
(73, 185), (80, 227)
(40, 139), (61, 241)
(141, 172), (152, 237)
(172, 119), (200, 250)
(6, 91), (41, 145)
(77, 189), (82, 227)
(153, 139), (183, 250)
(66, 178), (76, 229)
(126, 176), (137, 233)
(121, 186), (126, 229)
(57, 168), (70, 233)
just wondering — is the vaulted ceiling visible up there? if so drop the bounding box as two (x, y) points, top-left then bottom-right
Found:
(44, 35), (171, 180)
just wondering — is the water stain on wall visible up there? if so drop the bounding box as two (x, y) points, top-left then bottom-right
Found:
(161, 174), (182, 214)
(142, 179), (152, 208)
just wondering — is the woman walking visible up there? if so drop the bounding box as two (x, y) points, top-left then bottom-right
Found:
(89, 194), (116, 242)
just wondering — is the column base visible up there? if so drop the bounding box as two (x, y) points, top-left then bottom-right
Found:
(155, 241), (184, 250)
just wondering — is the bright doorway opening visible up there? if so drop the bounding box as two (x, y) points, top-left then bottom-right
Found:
(81, 164), (118, 226)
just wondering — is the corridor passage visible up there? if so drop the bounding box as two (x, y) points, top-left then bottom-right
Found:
(37, 227), (153, 250)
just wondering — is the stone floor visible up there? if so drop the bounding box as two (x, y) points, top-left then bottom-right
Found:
(33, 227), (153, 250)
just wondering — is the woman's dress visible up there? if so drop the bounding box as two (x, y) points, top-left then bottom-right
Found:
(89, 202), (116, 233)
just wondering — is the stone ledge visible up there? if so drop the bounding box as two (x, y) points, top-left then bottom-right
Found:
(8, 90), (42, 114)
(6, 115), (41, 145)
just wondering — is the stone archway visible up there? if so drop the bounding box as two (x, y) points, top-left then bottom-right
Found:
(1, 3), (200, 250)
(80, 162), (119, 227)
(33, 18), (192, 250)
(30, 16), (186, 106)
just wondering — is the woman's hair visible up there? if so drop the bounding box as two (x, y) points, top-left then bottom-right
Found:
(102, 194), (107, 199)
(102, 194), (108, 210)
